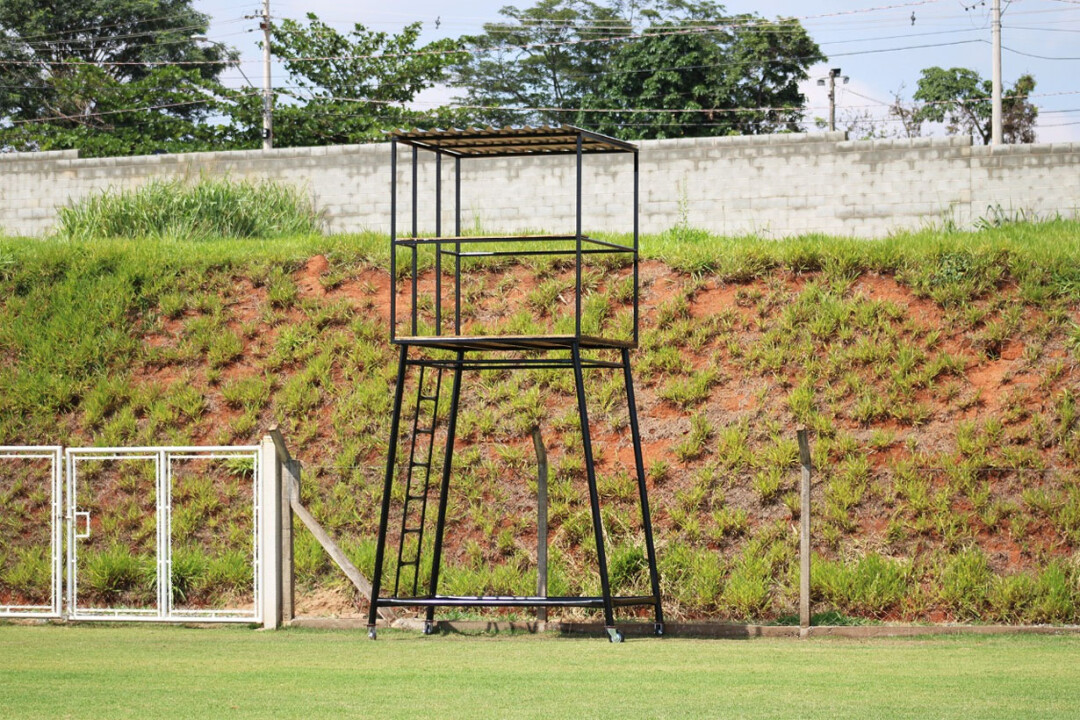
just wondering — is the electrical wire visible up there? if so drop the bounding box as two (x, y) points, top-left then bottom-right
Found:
(4, 2), (1077, 136)
(1001, 43), (1080, 60)
(0, 1), (962, 68)
(6, 92), (261, 126)
(6, 12), (219, 43)
(277, 87), (1073, 119)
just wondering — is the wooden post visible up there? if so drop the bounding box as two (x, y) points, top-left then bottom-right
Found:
(797, 428), (812, 633)
(532, 427), (548, 623)
(259, 435), (282, 629)
(280, 459), (299, 623)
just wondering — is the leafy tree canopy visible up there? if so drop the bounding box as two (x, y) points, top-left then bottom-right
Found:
(913, 66), (1037, 145)
(586, 4), (824, 139)
(262, 14), (469, 147)
(0, 0), (233, 155)
(451, 0), (824, 138)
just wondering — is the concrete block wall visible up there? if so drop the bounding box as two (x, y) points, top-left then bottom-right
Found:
(2, 133), (1079, 238)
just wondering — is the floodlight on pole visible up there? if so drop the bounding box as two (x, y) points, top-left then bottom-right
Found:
(816, 68), (849, 133)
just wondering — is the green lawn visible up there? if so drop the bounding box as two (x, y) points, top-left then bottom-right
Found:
(1, 625), (1078, 719)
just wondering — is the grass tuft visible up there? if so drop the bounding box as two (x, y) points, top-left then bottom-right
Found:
(57, 178), (322, 241)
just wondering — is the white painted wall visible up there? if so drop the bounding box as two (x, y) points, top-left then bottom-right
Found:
(2, 133), (1078, 238)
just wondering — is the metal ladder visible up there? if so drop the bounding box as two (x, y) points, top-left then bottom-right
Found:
(392, 366), (443, 597)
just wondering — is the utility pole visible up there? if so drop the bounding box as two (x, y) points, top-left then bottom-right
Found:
(261, 0), (273, 150)
(817, 68), (848, 133)
(991, 0), (1003, 145)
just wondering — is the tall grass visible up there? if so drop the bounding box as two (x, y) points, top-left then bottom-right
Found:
(57, 178), (323, 241)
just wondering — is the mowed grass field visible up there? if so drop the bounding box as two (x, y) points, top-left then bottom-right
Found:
(1, 625), (1078, 719)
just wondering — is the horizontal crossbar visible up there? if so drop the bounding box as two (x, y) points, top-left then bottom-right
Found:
(375, 595), (658, 609)
(407, 357), (624, 371)
(393, 235), (634, 253)
(394, 334), (634, 352)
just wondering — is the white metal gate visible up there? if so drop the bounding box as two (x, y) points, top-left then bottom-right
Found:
(0, 445), (266, 624)
(66, 446), (261, 623)
(0, 447), (63, 618)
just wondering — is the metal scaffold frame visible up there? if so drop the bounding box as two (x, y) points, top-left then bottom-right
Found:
(367, 125), (664, 642)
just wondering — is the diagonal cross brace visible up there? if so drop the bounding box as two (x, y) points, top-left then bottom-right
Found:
(271, 430), (396, 623)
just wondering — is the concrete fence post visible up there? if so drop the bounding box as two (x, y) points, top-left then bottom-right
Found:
(260, 435), (282, 629)
(281, 459), (299, 623)
(797, 429), (812, 634)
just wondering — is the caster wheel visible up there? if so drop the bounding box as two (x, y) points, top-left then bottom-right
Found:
(654, 623), (665, 637)
(607, 628), (624, 643)
(423, 621), (435, 636)
(368, 628), (377, 640)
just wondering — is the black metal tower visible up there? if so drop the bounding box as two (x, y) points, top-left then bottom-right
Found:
(366, 125), (663, 642)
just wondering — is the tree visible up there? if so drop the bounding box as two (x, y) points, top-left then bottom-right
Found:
(913, 66), (1037, 144)
(1, 65), (234, 155)
(451, 0), (823, 137)
(888, 84), (924, 139)
(261, 14), (468, 147)
(451, 0), (631, 127)
(586, 7), (823, 139)
(0, 0), (234, 155)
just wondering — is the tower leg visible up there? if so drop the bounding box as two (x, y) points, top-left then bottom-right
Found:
(571, 344), (617, 635)
(368, 345), (410, 638)
(424, 352), (465, 633)
(621, 348), (664, 635)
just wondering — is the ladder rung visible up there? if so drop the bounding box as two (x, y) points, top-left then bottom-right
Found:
(420, 394), (439, 401)
(398, 560), (417, 567)
(410, 461), (431, 468)
(407, 494), (427, 501)
(415, 428), (434, 435)
(402, 528), (422, 534)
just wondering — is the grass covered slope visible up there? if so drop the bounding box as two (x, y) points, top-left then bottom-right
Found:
(1, 222), (1079, 622)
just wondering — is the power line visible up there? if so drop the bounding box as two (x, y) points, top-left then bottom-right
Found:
(7, 92), (260, 126)
(6, 12), (215, 43)
(0, 1), (959, 68)
(279, 87), (1072, 118)
(1001, 43), (1080, 60)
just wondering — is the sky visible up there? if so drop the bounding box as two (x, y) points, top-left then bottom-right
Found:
(195, 0), (1080, 142)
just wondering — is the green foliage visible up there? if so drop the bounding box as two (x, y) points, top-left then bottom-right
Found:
(84, 544), (154, 601)
(608, 544), (647, 591)
(265, 14), (467, 147)
(57, 179), (322, 241)
(939, 548), (993, 621)
(658, 368), (720, 408)
(170, 545), (208, 604)
(672, 412), (713, 462)
(2, 223), (1080, 623)
(1, 546), (51, 602)
(587, 10), (824, 139)
(660, 543), (724, 609)
(723, 529), (791, 618)
(812, 553), (912, 617)
(222, 377), (273, 413)
(0, 1), (234, 156)
(452, 0), (822, 135)
(914, 67), (1037, 145)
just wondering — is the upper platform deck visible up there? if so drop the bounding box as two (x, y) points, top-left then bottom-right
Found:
(388, 125), (639, 353)
(389, 125), (636, 158)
